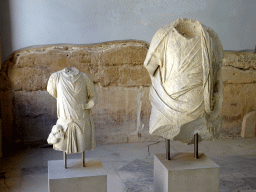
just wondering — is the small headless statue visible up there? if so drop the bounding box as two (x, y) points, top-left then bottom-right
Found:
(47, 67), (97, 168)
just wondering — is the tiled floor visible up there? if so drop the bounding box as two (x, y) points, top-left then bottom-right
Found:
(1, 137), (256, 192)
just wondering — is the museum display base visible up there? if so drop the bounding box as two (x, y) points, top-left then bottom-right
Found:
(154, 153), (220, 192)
(48, 159), (107, 192)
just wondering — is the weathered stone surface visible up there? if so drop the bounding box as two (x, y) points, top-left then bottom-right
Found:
(221, 51), (256, 137)
(223, 52), (256, 70)
(4, 41), (150, 91)
(221, 83), (256, 137)
(0, 41), (256, 146)
(222, 66), (256, 84)
(93, 86), (158, 144)
(241, 111), (256, 138)
(221, 84), (246, 130)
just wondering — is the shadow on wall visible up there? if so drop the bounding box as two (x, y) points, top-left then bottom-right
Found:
(0, 0), (13, 155)
(0, 62), (13, 155)
(0, 0), (13, 64)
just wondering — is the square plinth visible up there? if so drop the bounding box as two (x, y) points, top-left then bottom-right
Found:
(154, 153), (220, 192)
(48, 159), (107, 192)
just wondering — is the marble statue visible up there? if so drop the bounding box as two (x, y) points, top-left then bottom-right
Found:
(144, 18), (223, 144)
(47, 67), (97, 154)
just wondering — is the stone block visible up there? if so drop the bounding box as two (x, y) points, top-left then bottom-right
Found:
(223, 52), (238, 65)
(221, 84), (246, 129)
(93, 87), (146, 129)
(48, 159), (107, 192)
(4, 41), (149, 91)
(221, 82), (256, 136)
(93, 87), (137, 136)
(244, 84), (256, 113)
(223, 52), (256, 69)
(118, 65), (150, 86)
(241, 111), (256, 138)
(154, 153), (220, 192)
(222, 66), (256, 84)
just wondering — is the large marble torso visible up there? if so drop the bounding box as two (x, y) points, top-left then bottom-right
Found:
(144, 18), (223, 144)
(47, 67), (97, 153)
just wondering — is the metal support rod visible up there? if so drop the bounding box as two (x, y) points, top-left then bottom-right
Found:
(194, 133), (199, 159)
(166, 139), (171, 160)
(82, 151), (85, 167)
(64, 152), (67, 168)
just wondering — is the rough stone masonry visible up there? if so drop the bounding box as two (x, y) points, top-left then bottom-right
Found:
(0, 40), (256, 147)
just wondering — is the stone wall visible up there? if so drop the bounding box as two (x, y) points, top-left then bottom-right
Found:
(0, 41), (161, 148)
(221, 51), (256, 137)
(0, 41), (255, 149)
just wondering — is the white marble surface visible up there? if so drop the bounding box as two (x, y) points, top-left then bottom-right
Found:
(48, 159), (107, 192)
(48, 159), (106, 179)
(154, 153), (219, 192)
(47, 67), (97, 154)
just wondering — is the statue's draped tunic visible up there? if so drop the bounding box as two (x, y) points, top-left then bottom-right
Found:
(144, 19), (223, 144)
(47, 67), (97, 153)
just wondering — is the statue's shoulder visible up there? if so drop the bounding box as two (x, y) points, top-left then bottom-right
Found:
(80, 72), (89, 78)
(49, 71), (61, 82)
(80, 72), (93, 81)
(50, 70), (61, 78)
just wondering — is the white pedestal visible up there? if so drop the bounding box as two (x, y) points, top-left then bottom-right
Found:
(48, 159), (107, 192)
(154, 153), (220, 192)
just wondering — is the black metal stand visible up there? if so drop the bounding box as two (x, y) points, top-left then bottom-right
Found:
(166, 139), (171, 160)
(64, 151), (85, 168)
(194, 133), (199, 159)
(64, 152), (67, 168)
(82, 151), (85, 167)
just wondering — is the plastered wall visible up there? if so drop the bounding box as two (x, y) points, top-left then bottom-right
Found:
(0, 0), (255, 61)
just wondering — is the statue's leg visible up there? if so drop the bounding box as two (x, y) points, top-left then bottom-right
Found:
(64, 151), (67, 169)
(194, 133), (199, 159)
(82, 151), (85, 167)
(166, 139), (171, 160)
